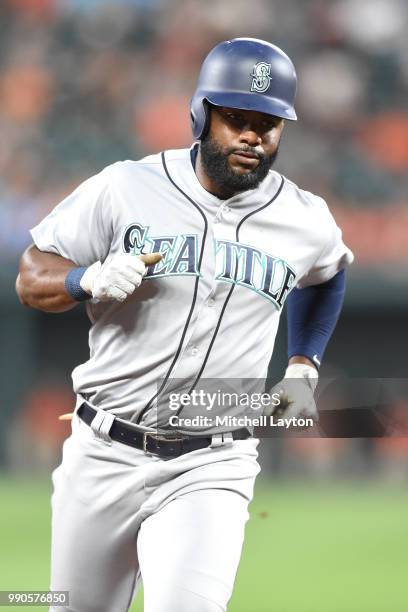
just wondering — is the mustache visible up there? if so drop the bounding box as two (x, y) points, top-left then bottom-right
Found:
(228, 146), (265, 160)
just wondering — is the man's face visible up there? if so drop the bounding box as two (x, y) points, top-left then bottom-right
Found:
(199, 105), (284, 195)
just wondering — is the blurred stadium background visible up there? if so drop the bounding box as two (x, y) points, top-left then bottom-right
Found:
(0, 0), (407, 610)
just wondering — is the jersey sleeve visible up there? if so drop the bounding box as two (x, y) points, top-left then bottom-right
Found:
(296, 203), (354, 289)
(30, 167), (113, 266)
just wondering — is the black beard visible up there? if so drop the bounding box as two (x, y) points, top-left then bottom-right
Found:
(200, 135), (278, 195)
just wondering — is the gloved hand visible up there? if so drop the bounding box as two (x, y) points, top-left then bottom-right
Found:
(80, 252), (162, 302)
(265, 363), (319, 421)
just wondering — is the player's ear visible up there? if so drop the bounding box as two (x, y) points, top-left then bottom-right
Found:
(276, 119), (285, 139)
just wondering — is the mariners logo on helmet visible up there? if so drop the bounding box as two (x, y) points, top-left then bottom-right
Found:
(250, 62), (272, 93)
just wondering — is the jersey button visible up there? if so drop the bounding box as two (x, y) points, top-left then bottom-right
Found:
(191, 347), (199, 356)
(208, 298), (215, 307)
(213, 217), (219, 224)
(223, 206), (230, 213)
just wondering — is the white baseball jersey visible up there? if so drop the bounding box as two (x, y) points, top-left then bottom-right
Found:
(31, 146), (353, 430)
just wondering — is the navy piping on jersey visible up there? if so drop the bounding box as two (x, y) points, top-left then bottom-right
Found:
(134, 151), (208, 424)
(185, 174), (285, 397)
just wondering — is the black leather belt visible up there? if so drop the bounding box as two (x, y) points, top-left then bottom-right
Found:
(77, 403), (251, 459)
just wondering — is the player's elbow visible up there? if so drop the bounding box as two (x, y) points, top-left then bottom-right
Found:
(15, 272), (29, 306)
(15, 260), (44, 309)
(16, 246), (40, 307)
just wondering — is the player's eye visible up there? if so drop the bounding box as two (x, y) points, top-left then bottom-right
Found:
(226, 112), (240, 121)
(261, 120), (277, 130)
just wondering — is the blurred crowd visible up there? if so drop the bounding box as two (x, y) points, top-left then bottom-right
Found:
(0, 0), (407, 263)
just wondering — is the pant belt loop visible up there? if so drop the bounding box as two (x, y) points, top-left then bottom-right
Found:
(222, 432), (233, 446)
(210, 432), (233, 448)
(210, 434), (223, 448)
(90, 409), (115, 445)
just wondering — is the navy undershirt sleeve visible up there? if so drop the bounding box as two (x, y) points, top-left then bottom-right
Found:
(287, 269), (346, 369)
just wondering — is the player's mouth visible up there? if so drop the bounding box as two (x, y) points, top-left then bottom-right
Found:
(230, 150), (260, 168)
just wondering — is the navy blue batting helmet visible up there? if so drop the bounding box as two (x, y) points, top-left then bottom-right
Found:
(191, 37), (297, 140)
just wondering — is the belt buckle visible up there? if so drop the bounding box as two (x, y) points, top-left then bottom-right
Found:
(143, 431), (185, 456)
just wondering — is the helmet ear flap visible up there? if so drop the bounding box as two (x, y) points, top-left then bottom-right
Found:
(191, 97), (211, 140)
(200, 99), (211, 140)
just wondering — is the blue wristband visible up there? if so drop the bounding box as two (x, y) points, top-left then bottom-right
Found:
(65, 267), (91, 302)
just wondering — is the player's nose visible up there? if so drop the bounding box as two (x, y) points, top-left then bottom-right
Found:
(239, 126), (262, 147)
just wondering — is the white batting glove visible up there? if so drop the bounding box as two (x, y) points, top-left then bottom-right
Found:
(80, 253), (162, 302)
(266, 363), (319, 422)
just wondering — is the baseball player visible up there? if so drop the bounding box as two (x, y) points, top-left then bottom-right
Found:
(16, 38), (353, 612)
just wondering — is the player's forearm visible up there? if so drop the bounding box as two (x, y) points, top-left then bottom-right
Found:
(287, 270), (346, 369)
(16, 244), (79, 313)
